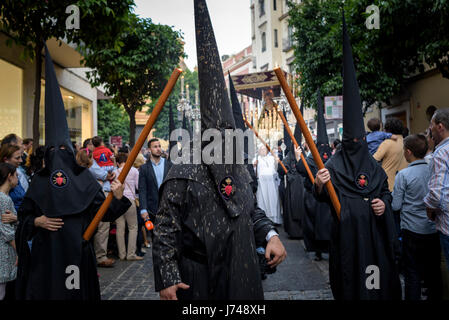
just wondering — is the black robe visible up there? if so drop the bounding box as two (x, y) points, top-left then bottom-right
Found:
(296, 154), (332, 252)
(277, 152), (286, 208)
(282, 151), (305, 238)
(152, 164), (275, 300)
(15, 191), (131, 300)
(314, 153), (401, 300)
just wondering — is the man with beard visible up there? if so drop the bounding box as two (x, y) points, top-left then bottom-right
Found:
(313, 16), (401, 300)
(14, 45), (131, 300)
(152, 0), (286, 300)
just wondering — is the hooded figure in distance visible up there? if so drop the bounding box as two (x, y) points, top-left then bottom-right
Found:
(152, 0), (286, 300)
(313, 14), (401, 300)
(14, 45), (131, 300)
(298, 89), (332, 259)
(280, 107), (306, 239)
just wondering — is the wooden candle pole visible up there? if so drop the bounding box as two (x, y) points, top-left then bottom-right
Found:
(277, 109), (315, 184)
(274, 67), (341, 219)
(244, 118), (288, 174)
(83, 68), (183, 241)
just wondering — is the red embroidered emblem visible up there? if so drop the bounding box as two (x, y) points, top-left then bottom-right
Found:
(51, 170), (68, 188)
(356, 173), (369, 189)
(219, 177), (235, 200)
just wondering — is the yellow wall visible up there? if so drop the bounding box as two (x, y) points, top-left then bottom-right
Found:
(364, 105), (381, 131)
(408, 71), (449, 134)
(0, 59), (23, 138)
(363, 71), (449, 134)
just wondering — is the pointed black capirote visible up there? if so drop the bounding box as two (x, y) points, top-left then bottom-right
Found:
(168, 104), (177, 153)
(195, 0), (235, 131)
(24, 44), (102, 219)
(316, 88), (329, 146)
(193, 0), (252, 219)
(294, 101), (304, 145)
(44, 44), (73, 152)
(342, 14), (365, 141)
(282, 108), (292, 150)
(229, 72), (249, 156)
(229, 73), (246, 132)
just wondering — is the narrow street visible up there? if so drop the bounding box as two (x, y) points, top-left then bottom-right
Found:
(99, 227), (333, 300)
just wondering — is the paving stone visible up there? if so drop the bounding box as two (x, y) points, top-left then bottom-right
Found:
(100, 226), (332, 300)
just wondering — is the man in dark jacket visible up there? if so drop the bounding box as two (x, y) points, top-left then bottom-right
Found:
(138, 138), (172, 222)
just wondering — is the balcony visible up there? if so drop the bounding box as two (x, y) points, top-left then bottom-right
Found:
(282, 38), (293, 52)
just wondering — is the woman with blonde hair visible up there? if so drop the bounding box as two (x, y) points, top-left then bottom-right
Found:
(133, 152), (146, 169)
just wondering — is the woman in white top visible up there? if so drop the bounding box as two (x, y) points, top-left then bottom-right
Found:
(115, 153), (142, 261)
(254, 146), (282, 225)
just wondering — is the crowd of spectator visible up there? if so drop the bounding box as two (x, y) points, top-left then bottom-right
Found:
(365, 107), (449, 300)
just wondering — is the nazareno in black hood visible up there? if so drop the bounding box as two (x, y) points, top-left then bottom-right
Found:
(324, 12), (385, 196)
(192, 0), (253, 218)
(24, 44), (101, 217)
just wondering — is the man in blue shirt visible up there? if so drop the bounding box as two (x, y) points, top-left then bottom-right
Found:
(138, 138), (172, 253)
(366, 118), (398, 155)
(392, 134), (442, 300)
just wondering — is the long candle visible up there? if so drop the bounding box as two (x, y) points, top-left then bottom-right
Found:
(181, 76), (184, 95)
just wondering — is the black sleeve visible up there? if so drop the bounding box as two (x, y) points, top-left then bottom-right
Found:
(379, 179), (392, 206)
(90, 190), (132, 223)
(16, 198), (40, 243)
(15, 198), (40, 299)
(152, 179), (186, 291)
(251, 199), (277, 248)
(312, 181), (331, 203)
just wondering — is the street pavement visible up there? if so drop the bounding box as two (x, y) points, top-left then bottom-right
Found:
(99, 227), (333, 300)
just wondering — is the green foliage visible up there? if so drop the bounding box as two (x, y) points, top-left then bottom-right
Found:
(288, 0), (449, 112)
(83, 14), (185, 145)
(97, 99), (129, 142)
(0, 0), (135, 143)
(0, 0), (134, 61)
(149, 69), (199, 140)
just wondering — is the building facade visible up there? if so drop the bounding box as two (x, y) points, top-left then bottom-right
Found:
(0, 33), (101, 145)
(364, 67), (449, 135)
(250, 0), (300, 73)
(222, 45), (254, 115)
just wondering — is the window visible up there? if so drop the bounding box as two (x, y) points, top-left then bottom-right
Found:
(273, 0), (277, 11)
(274, 29), (278, 48)
(39, 84), (92, 145)
(0, 59), (23, 138)
(261, 32), (267, 52)
(259, 0), (265, 17)
(288, 25), (294, 47)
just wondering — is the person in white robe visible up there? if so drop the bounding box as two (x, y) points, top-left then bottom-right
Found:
(254, 145), (282, 225)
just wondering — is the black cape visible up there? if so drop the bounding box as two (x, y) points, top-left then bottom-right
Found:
(315, 140), (401, 300)
(152, 163), (275, 300)
(282, 151), (305, 238)
(15, 190), (131, 300)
